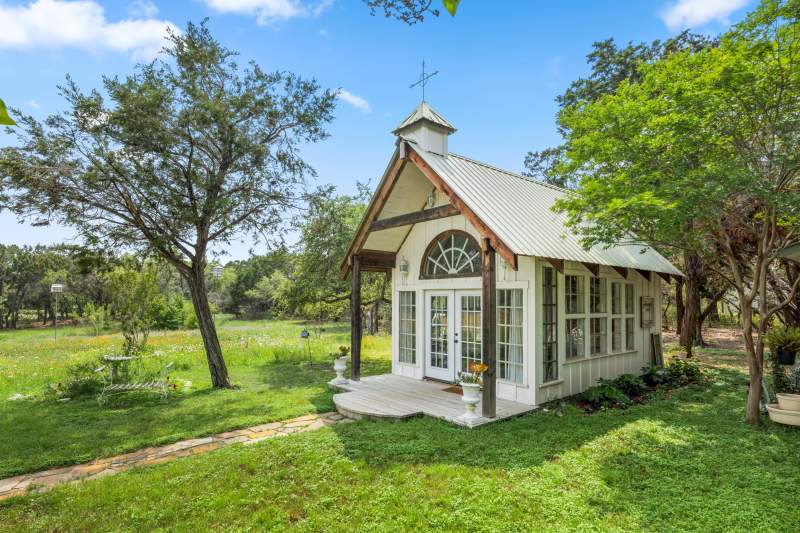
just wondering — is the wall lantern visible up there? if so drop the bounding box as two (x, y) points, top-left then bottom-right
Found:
(399, 257), (410, 275)
(426, 189), (436, 209)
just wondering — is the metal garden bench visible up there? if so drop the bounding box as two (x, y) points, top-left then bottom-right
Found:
(96, 361), (174, 404)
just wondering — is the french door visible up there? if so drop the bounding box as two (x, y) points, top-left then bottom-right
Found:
(425, 290), (482, 382)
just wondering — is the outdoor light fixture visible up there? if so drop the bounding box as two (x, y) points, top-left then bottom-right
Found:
(426, 189), (436, 209)
(399, 257), (410, 275)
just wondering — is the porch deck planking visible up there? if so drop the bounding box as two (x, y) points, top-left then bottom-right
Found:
(331, 374), (536, 427)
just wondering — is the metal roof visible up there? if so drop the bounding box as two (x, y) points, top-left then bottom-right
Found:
(392, 101), (456, 134)
(412, 145), (683, 276)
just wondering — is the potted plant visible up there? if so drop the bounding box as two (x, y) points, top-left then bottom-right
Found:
(458, 362), (488, 421)
(332, 346), (349, 384)
(765, 326), (800, 366)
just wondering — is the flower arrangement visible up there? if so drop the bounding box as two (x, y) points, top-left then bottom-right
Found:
(458, 362), (488, 385)
(332, 345), (350, 361)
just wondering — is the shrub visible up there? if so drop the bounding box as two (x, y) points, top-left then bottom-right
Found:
(49, 358), (106, 399)
(581, 379), (631, 409)
(666, 358), (704, 384)
(183, 300), (199, 329)
(764, 326), (800, 353)
(614, 373), (646, 397)
(641, 365), (670, 386)
(151, 295), (187, 330)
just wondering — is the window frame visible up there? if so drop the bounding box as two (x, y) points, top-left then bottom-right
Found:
(590, 277), (608, 355)
(564, 273), (587, 361)
(398, 291), (417, 364)
(541, 266), (559, 383)
(419, 230), (483, 280)
(497, 288), (525, 384)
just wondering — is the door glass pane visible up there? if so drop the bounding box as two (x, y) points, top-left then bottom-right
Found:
(429, 295), (449, 369)
(460, 295), (482, 372)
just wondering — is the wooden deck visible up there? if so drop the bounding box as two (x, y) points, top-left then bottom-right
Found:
(330, 374), (536, 428)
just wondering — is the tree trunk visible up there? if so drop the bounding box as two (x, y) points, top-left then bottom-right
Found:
(676, 276), (684, 335)
(366, 272), (389, 335)
(186, 265), (234, 389)
(741, 301), (763, 425)
(680, 252), (702, 357)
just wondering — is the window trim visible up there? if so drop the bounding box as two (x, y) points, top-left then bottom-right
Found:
(541, 265), (559, 383)
(498, 287), (526, 384)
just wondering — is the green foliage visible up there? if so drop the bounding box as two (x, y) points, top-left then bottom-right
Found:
(48, 358), (105, 399)
(613, 373), (646, 397)
(581, 378), (631, 409)
(150, 294), (187, 331)
(106, 264), (159, 356)
(83, 302), (105, 336)
(769, 351), (794, 394)
(183, 300), (199, 329)
(764, 326), (800, 353)
(0, 97), (15, 126)
(641, 364), (670, 386)
(666, 359), (705, 385)
(442, 0), (460, 16)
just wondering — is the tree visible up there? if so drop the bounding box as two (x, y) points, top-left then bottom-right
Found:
(363, 0), (460, 24)
(554, 0), (800, 424)
(1, 22), (336, 388)
(525, 30), (719, 356)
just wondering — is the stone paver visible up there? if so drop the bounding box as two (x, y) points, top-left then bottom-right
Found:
(0, 411), (348, 501)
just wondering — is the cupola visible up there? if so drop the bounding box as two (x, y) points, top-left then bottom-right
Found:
(392, 101), (456, 156)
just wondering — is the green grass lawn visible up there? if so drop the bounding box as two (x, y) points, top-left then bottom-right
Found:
(2, 341), (800, 532)
(0, 320), (390, 479)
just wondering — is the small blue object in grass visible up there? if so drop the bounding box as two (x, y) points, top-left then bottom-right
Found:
(300, 329), (310, 339)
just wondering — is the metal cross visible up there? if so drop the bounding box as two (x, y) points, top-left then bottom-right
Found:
(409, 60), (439, 102)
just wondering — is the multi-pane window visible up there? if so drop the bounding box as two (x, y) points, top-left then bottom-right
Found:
(398, 291), (416, 364)
(565, 274), (586, 360)
(611, 281), (636, 353)
(590, 317), (607, 355)
(566, 318), (585, 359)
(625, 284), (636, 350)
(541, 267), (558, 382)
(590, 278), (607, 313)
(565, 275), (584, 314)
(590, 277), (608, 355)
(460, 295), (482, 372)
(497, 289), (524, 383)
(611, 317), (622, 352)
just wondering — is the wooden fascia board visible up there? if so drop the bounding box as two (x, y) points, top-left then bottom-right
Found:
(407, 145), (518, 271)
(656, 271), (672, 283)
(636, 269), (651, 282)
(359, 249), (396, 269)
(340, 150), (406, 278)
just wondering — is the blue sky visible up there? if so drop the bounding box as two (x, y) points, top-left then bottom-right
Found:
(0, 0), (754, 260)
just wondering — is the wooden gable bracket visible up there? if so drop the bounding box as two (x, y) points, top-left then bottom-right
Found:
(612, 266), (628, 278)
(656, 271), (672, 283)
(358, 249), (396, 272)
(636, 269), (651, 282)
(581, 262), (600, 277)
(407, 144), (518, 271)
(370, 204), (460, 232)
(544, 257), (564, 274)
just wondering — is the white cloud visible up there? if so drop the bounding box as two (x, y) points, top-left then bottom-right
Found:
(128, 0), (159, 18)
(337, 89), (370, 113)
(202, 0), (334, 25)
(23, 99), (41, 109)
(0, 0), (177, 60)
(660, 0), (750, 30)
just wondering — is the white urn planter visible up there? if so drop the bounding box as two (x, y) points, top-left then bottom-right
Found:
(332, 357), (348, 385)
(776, 393), (800, 411)
(460, 382), (481, 421)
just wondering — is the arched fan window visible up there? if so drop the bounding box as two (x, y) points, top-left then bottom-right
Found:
(420, 230), (482, 279)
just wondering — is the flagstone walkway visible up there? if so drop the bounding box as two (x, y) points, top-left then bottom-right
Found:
(0, 411), (350, 501)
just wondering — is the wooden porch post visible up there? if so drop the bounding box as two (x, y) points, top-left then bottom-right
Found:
(481, 239), (497, 418)
(351, 255), (362, 381)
